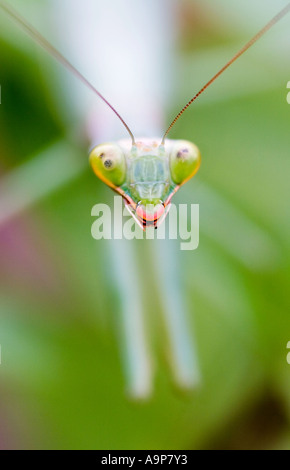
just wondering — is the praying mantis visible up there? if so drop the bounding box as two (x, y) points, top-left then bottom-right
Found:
(0, 0), (289, 402)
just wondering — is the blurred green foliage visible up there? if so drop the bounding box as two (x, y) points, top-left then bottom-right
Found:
(0, 2), (290, 450)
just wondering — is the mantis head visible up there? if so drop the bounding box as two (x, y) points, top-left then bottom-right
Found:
(89, 138), (201, 230)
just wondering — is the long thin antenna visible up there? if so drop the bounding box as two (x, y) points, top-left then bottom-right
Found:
(0, 0), (136, 145)
(162, 3), (290, 144)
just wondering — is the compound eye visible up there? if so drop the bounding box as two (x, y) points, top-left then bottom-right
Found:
(89, 143), (126, 188)
(169, 140), (201, 185)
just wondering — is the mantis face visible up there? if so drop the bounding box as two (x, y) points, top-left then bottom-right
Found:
(89, 138), (201, 229)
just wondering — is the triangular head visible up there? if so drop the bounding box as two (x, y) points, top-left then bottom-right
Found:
(89, 138), (201, 230)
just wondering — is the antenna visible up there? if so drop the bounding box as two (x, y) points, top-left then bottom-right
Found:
(162, 3), (290, 144)
(0, 0), (136, 145)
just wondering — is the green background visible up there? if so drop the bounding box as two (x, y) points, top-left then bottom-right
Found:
(0, 0), (289, 449)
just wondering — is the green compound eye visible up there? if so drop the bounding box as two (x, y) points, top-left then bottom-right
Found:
(89, 143), (127, 189)
(169, 140), (201, 185)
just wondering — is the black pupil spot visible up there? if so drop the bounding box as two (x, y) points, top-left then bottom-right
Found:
(177, 148), (189, 159)
(104, 159), (113, 168)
